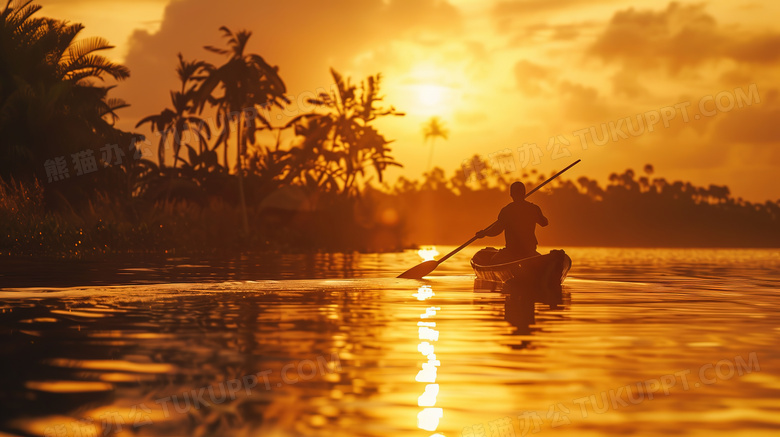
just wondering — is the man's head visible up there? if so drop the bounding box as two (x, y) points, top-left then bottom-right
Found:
(510, 181), (526, 201)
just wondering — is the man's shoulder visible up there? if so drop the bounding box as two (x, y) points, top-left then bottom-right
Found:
(498, 202), (517, 218)
(500, 201), (532, 214)
(508, 201), (542, 215)
(512, 200), (539, 208)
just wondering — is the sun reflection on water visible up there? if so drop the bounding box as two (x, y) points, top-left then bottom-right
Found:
(418, 246), (440, 262)
(414, 284), (444, 434)
(3, 248), (779, 436)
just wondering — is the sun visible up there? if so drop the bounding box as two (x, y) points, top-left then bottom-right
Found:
(410, 83), (454, 117)
(389, 62), (464, 118)
(417, 84), (445, 108)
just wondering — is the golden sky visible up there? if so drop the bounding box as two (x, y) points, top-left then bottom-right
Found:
(39, 0), (780, 202)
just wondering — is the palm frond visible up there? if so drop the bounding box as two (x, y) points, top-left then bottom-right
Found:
(175, 53), (207, 85)
(63, 36), (113, 64)
(203, 45), (228, 55)
(104, 97), (129, 112)
(3, 1), (40, 30)
(63, 51), (130, 82)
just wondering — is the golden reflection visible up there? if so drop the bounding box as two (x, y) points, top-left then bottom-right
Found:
(417, 246), (440, 262)
(50, 309), (107, 318)
(45, 358), (176, 373)
(418, 327), (439, 342)
(417, 407), (443, 432)
(25, 380), (112, 393)
(413, 286), (435, 301)
(414, 285), (444, 434)
(415, 362), (438, 383)
(418, 384), (439, 407)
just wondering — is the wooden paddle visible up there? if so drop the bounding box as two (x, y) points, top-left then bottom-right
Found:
(397, 159), (581, 279)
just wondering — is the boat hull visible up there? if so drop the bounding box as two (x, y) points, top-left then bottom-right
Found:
(470, 248), (572, 288)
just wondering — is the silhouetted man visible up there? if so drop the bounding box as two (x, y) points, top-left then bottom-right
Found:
(476, 181), (548, 263)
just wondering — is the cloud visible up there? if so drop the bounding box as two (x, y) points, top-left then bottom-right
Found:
(493, 0), (582, 17)
(557, 80), (612, 124)
(383, 0), (461, 36)
(588, 3), (780, 73)
(454, 109), (488, 125)
(515, 21), (598, 44)
(610, 69), (647, 98)
(729, 33), (780, 64)
(492, 0), (623, 34)
(492, 0), (617, 22)
(714, 88), (780, 144)
(513, 59), (552, 95)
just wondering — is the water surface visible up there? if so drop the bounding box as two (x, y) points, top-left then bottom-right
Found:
(1, 247), (778, 436)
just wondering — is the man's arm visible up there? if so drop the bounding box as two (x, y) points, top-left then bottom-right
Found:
(476, 212), (505, 238)
(537, 206), (549, 227)
(485, 220), (504, 237)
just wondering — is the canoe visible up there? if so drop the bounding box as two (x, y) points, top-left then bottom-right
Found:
(470, 248), (572, 289)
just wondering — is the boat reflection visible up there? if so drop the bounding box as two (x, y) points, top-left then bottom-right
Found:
(413, 285), (444, 434)
(487, 281), (571, 350)
(504, 292), (535, 342)
(3, 248), (778, 436)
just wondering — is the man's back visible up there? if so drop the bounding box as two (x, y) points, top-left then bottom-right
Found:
(477, 181), (548, 261)
(498, 200), (545, 255)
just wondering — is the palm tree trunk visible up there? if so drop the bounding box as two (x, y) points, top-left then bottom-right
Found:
(343, 172), (351, 196)
(236, 116), (250, 236)
(172, 130), (181, 169)
(223, 114), (229, 169)
(158, 139), (166, 168)
(425, 139), (436, 172)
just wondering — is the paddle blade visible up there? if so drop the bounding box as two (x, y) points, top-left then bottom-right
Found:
(397, 260), (439, 279)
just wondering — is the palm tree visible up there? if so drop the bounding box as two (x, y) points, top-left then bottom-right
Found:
(193, 26), (289, 235)
(0, 0), (139, 206)
(136, 54), (210, 169)
(285, 68), (404, 196)
(423, 116), (448, 172)
(708, 184), (730, 204)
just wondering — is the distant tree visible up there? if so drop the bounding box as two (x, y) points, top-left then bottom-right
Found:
(390, 162), (779, 247)
(459, 155), (491, 190)
(422, 116), (449, 171)
(136, 54), (211, 169)
(421, 167), (447, 191)
(193, 26), (289, 235)
(577, 176), (604, 199)
(393, 175), (420, 194)
(286, 68), (404, 196)
(708, 184), (730, 204)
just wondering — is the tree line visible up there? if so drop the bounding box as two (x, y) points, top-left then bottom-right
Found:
(1, 2), (405, 256)
(1, 1), (777, 258)
(381, 160), (780, 248)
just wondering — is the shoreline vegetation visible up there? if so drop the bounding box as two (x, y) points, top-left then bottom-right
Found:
(1, 2), (778, 259)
